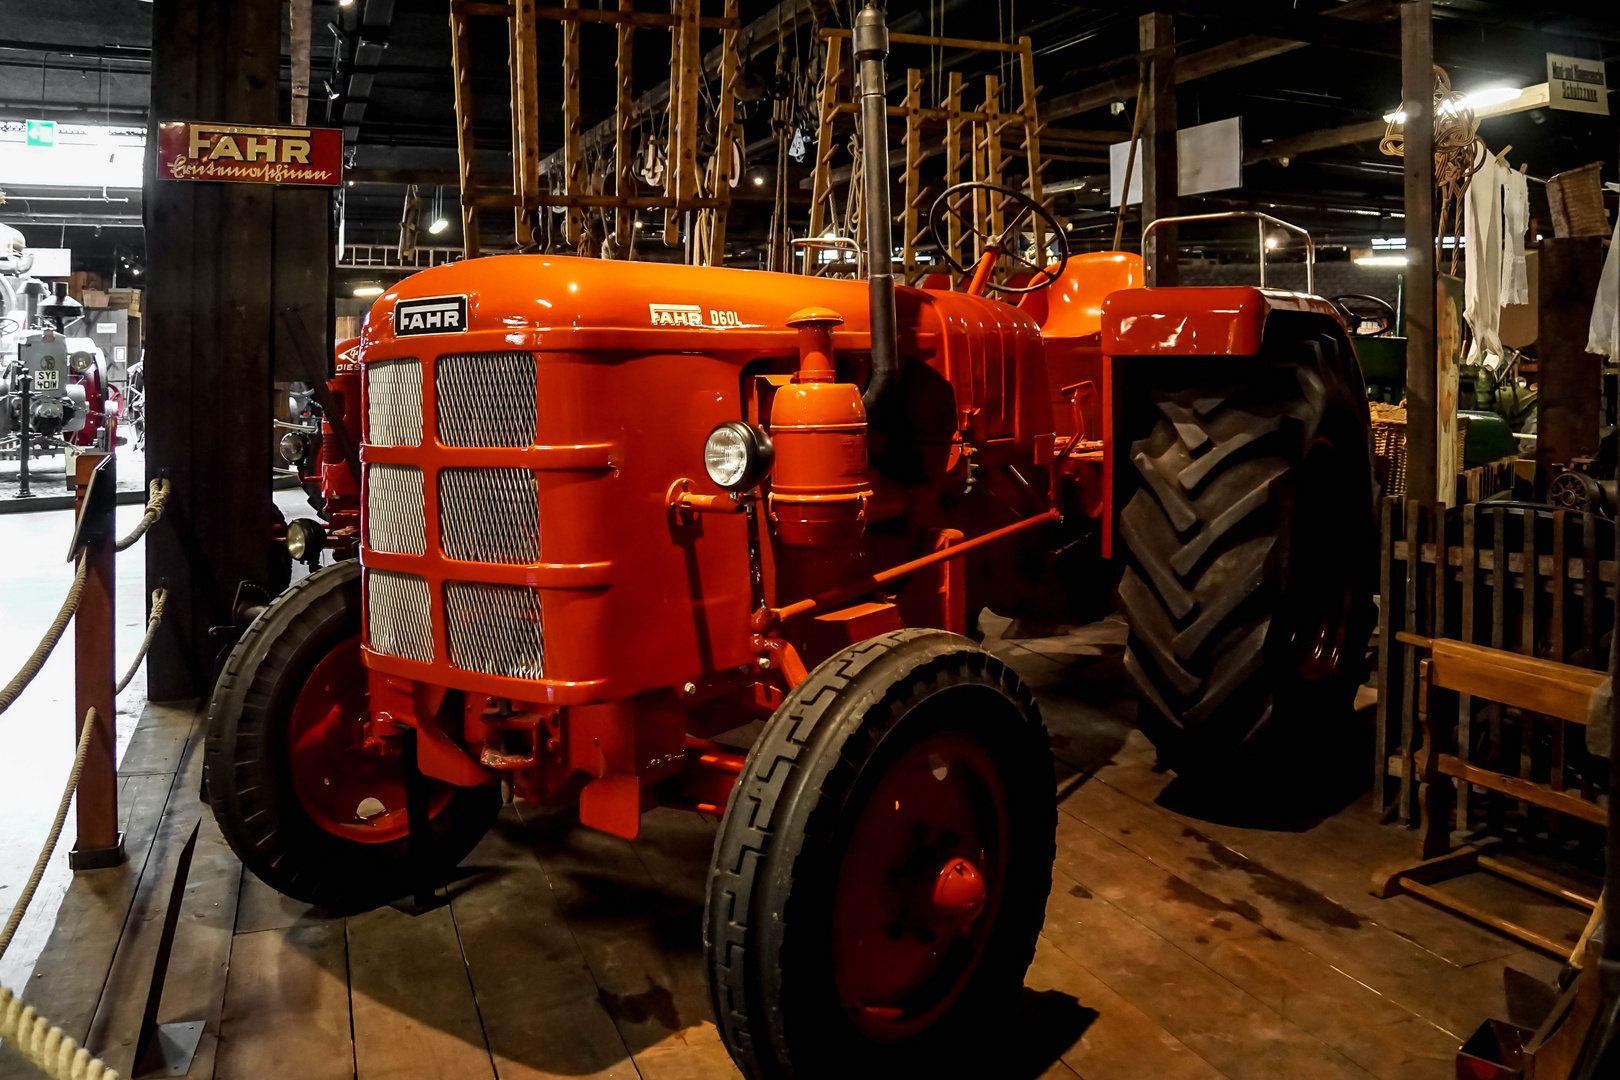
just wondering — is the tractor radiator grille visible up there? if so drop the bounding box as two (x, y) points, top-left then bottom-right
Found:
(366, 569), (434, 663)
(438, 468), (540, 564)
(365, 464), (426, 555)
(435, 352), (537, 448)
(365, 358), (423, 446)
(444, 581), (545, 680)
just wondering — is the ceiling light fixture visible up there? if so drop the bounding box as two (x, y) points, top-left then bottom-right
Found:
(1353, 254), (1408, 267)
(353, 284), (384, 297)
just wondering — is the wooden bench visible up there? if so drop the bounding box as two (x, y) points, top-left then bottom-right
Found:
(1373, 633), (1608, 958)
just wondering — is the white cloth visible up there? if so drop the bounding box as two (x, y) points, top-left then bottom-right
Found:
(1500, 167), (1530, 306)
(1463, 154), (1504, 364)
(1589, 216), (1620, 361)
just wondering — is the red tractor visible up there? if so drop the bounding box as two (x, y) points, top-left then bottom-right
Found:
(204, 9), (1374, 1074)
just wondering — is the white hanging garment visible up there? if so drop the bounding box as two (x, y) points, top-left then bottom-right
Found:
(1589, 216), (1620, 361)
(1500, 167), (1530, 306)
(1463, 153), (1504, 364)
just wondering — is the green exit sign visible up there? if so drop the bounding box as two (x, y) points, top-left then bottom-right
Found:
(26, 119), (55, 147)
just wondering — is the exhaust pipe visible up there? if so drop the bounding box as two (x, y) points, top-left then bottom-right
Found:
(853, 4), (896, 410)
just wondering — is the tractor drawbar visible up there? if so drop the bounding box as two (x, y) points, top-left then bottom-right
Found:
(853, 4), (896, 411)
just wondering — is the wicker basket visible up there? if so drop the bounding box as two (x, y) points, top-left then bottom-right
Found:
(1547, 162), (1610, 239)
(1368, 403), (1470, 498)
(1371, 403), (1409, 497)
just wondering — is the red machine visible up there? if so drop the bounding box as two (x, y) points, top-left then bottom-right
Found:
(205, 9), (1373, 1074)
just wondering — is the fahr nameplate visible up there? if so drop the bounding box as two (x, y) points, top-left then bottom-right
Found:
(393, 295), (469, 336)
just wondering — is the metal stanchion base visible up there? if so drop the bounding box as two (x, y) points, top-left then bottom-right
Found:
(133, 1020), (204, 1078)
(69, 831), (126, 870)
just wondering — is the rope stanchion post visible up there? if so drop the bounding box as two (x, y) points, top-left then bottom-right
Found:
(70, 453), (123, 870)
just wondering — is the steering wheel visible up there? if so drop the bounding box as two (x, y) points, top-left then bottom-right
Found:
(1330, 294), (1396, 337)
(927, 181), (1070, 296)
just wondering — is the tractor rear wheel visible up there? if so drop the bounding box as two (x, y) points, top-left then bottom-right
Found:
(704, 629), (1055, 1079)
(1116, 327), (1377, 771)
(204, 561), (499, 910)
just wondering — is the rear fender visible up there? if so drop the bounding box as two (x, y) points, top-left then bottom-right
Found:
(1102, 287), (1344, 357)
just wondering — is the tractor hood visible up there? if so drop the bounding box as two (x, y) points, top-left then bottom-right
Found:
(362, 255), (887, 352)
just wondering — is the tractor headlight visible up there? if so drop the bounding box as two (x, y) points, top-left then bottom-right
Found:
(703, 421), (773, 491)
(279, 430), (310, 465)
(286, 518), (326, 561)
(69, 351), (95, 373)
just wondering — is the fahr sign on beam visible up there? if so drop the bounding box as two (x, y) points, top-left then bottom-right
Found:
(156, 121), (343, 186)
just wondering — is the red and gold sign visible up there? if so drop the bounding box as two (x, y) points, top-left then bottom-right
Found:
(157, 121), (343, 186)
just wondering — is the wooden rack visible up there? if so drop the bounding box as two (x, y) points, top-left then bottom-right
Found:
(807, 30), (1050, 285)
(448, 0), (740, 262)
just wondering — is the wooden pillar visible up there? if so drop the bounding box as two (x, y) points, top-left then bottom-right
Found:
(1537, 238), (1606, 482)
(1401, 0), (1438, 507)
(71, 454), (121, 868)
(146, 0), (313, 700)
(1139, 12), (1177, 287)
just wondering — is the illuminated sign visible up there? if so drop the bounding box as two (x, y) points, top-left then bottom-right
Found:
(156, 121), (343, 186)
(25, 119), (55, 147)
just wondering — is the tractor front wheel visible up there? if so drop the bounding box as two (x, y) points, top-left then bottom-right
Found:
(704, 629), (1055, 1078)
(1116, 325), (1377, 771)
(204, 561), (499, 910)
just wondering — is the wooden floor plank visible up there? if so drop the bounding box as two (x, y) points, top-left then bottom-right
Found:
(1042, 864), (1379, 1080)
(529, 807), (738, 1080)
(0, 705), (197, 1080)
(214, 924), (354, 1080)
(1026, 935), (1228, 1080)
(349, 904), (497, 1080)
(1053, 812), (1457, 1079)
(1053, 774), (1526, 1040)
(452, 812), (641, 1080)
(84, 715), (243, 1079)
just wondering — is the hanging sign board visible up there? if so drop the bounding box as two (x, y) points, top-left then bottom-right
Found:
(1546, 54), (1609, 116)
(1109, 117), (1243, 208)
(156, 121), (343, 186)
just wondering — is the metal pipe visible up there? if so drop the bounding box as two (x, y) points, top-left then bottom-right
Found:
(853, 4), (896, 411)
(774, 509), (1060, 622)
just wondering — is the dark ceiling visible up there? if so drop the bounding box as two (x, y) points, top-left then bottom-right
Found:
(0, 0), (1615, 282)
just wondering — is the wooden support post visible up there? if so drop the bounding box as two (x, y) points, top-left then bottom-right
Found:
(614, 0), (635, 250)
(511, 0), (541, 248)
(1401, 0), (1437, 506)
(944, 71), (965, 288)
(807, 34), (844, 271)
(562, 0), (583, 247)
(979, 74), (1006, 249)
(71, 453), (122, 869)
(705, 0), (740, 265)
(1017, 38), (1047, 264)
(146, 0), (281, 699)
(1139, 12), (1177, 287)
(901, 68), (923, 285)
(450, 4), (482, 258)
(663, 0), (684, 246)
(1537, 238), (1606, 484)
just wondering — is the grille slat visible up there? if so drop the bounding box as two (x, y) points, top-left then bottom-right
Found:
(365, 358), (423, 446)
(439, 468), (540, 564)
(444, 581), (545, 680)
(366, 570), (434, 663)
(365, 465), (426, 555)
(435, 352), (537, 447)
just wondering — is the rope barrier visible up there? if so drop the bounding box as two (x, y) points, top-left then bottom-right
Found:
(0, 479), (173, 1078)
(0, 559), (88, 720)
(113, 479), (169, 553)
(0, 708), (120, 1080)
(113, 590), (167, 698)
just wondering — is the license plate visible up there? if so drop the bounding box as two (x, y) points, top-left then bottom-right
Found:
(33, 369), (59, 390)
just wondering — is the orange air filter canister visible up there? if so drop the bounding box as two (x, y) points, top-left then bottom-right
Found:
(768, 309), (872, 547)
